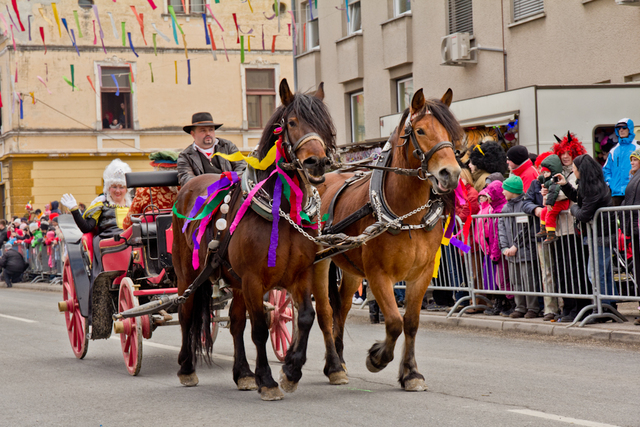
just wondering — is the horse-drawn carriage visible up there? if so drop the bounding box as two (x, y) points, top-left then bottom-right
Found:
(57, 170), (295, 375)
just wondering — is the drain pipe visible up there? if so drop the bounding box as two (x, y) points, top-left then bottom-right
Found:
(291, 1), (298, 92)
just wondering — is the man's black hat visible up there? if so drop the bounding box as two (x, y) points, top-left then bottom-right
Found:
(183, 112), (223, 134)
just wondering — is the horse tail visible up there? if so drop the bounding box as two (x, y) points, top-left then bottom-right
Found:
(189, 280), (214, 366)
(328, 262), (342, 315)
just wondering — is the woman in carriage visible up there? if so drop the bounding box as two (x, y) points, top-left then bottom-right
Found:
(60, 159), (132, 276)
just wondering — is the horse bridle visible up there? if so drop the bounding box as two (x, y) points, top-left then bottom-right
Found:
(277, 118), (328, 172)
(399, 114), (455, 181)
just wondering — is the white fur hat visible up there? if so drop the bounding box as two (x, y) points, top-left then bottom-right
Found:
(103, 159), (131, 195)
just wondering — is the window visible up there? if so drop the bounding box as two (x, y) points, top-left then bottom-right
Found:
(394, 0), (411, 16)
(272, 1), (287, 15)
(347, 0), (361, 35)
(513, 0), (543, 22)
(78, 0), (94, 8)
(302, 0), (319, 51)
(350, 91), (365, 143)
(100, 66), (132, 130)
(397, 77), (413, 113)
(246, 69), (275, 129)
(168, 0), (205, 14)
(448, 0), (473, 35)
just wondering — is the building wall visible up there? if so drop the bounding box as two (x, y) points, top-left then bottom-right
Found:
(0, 0), (295, 217)
(297, 0), (640, 147)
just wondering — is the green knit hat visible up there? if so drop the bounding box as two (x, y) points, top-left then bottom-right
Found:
(502, 175), (523, 195)
(630, 149), (640, 162)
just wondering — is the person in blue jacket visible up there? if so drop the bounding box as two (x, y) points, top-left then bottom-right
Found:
(602, 118), (640, 205)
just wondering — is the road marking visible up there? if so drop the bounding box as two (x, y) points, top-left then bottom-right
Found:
(0, 313), (37, 323)
(509, 409), (620, 427)
(109, 336), (234, 361)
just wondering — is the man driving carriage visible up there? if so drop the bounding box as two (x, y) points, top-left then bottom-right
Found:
(177, 112), (247, 187)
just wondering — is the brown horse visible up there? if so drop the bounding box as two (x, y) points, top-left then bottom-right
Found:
(313, 89), (463, 391)
(172, 79), (336, 400)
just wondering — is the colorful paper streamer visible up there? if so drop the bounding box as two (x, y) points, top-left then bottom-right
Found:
(202, 13), (210, 45)
(207, 24), (217, 61)
(187, 59), (191, 85)
(128, 32), (138, 57)
(51, 3), (61, 37)
(151, 23), (170, 42)
(121, 22), (125, 46)
(206, 5), (224, 31)
(38, 8), (53, 27)
(130, 6), (147, 45)
(149, 63), (154, 82)
(240, 35), (244, 63)
(174, 61), (178, 84)
(73, 10), (83, 38)
(93, 5), (104, 40)
(168, 6), (184, 35)
(221, 34), (229, 61)
(37, 76), (51, 94)
(87, 76), (96, 93)
(107, 12), (118, 39)
(152, 33), (157, 55)
(11, 0), (24, 32)
(111, 74), (119, 96)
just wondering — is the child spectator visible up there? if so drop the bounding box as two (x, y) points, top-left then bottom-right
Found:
(535, 154), (570, 243)
(499, 176), (540, 318)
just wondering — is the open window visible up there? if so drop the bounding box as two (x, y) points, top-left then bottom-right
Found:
(350, 91), (365, 143)
(302, 0), (319, 51)
(246, 69), (276, 129)
(347, 0), (362, 35)
(100, 66), (132, 131)
(394, 0), (411, 17)
(168, 0), (205, 14)
(396, 77), (413, 113)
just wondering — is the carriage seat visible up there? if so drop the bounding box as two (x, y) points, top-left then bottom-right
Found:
(100, 227), (133, 272)
(81, 232), (95, 265)
(125, 171), (179, 188)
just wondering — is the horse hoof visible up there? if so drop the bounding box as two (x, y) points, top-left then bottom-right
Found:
(365, 357), (382, 373)
(341, 363), (348, 375)
(260, 387), (284, 401)
(404, 378), (428, 392)
(279, 370), (298, 393)
(178, 373), (199, 387)
(237, 376), (258, 391)
(329, 371), (349, 385)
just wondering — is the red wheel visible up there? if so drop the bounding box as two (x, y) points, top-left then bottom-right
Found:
(117, 278), (143, 376)
(60, 258), (89, 359)
(269, 290), (297, 362)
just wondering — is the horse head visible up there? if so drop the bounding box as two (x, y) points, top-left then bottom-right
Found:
(399, 88), (462, 194)
(276, 79), (335, 184)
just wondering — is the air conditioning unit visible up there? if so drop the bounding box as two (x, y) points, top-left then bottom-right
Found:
(616, 0), (640, 5)
(441, 32), (471, 65)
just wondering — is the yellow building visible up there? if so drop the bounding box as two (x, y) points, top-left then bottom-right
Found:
(0, 0), (294, 218)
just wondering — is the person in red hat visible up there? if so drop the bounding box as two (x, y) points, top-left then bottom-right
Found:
(177, 112), (246, 187)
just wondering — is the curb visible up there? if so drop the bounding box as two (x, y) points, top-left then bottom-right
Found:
(347, 305), (640, 344)
(6, 282), (63, 293)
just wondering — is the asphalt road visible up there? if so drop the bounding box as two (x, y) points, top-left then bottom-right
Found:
(1, 287), (639, 427)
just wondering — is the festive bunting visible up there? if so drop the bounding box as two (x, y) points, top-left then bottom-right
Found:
(128, 32), (138, 57)
(121, 22), (125, 46)
(27, 15), (32, 41)
(182, 33), (189, 58)
(70, 64), (75, 92)
(51, 3), (61, 37)
(263, 12), (275, 20)
(308, 0), (314, 20)
(170, 13), (178, 44)
(38, 8), (53, 27)
(63, 77), (79, 91)
(92, 20), (97, 44)
(147, 0), (158, 10)
(19, 95), (23, 119)
(232, 13), (239, 43)
(128, 63), (134, 83)
(11, 0), (24, 32)
(202, 13), (210, 45)
(287, 23), (290, 36)
(174, 61), (178, 84)
(221, 35), (229, 61)
(37, 76), (51, 94)
(168, 6), (184, 35)
(38, 26), (46, 52)
(111, 74), (119, 95)
(128, 73), (134, 94)
(268, 176), (283, 267)
(6, 6), (18, 31)
(240, 35), (245, 62)
(87, 76), (96, 93)
(271, 35), (277, 53)
(151, 23), (170, 42)
(345, 0), (350, 22)
(206, 5), (224, 31)
(130, 6), (147, 45)
(149, 63), (154, 82)
(207, 24), (217, 61)
(10, 25), (15, 51)
(93, 5), (104, 39)
(29, 92), (35, 104)
(152, 33), (157, 55)
(0, 13), (8, 36)
(262, 24), (265, 50)
(247, 35), (254, 51)
(71, 30), (80, 56)
(107, 12), (118, 39)
(187, 59), (191, 85)
(73, 10), (83, 38)
(247, 0), (254, 13)
(0, 89), (2, 108)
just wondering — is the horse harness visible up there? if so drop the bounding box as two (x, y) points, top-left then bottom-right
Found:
(318, 118), (455, 264)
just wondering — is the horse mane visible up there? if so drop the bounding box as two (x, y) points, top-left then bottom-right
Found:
(254, 92), (337, 183)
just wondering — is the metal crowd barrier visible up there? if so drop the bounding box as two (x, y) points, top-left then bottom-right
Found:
(10, 241), (63, 285)
(438, 206), (640, 327)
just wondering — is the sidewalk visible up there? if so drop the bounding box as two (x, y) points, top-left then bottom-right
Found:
(346, 301), (640, 344)
(7, 281), (640, 344)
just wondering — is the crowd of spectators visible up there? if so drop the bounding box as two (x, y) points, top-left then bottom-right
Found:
(425, 117), (640, 326)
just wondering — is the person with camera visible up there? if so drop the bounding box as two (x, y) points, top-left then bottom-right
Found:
(535, 154), (570, 244)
